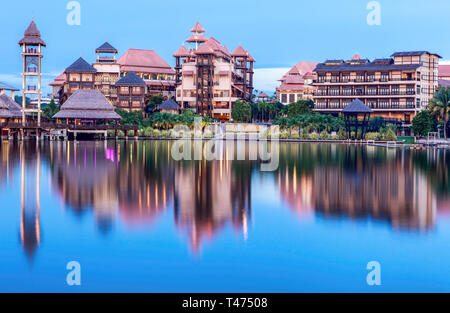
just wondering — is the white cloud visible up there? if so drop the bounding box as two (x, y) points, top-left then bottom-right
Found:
(253, 67), (289, 95)
(0, 72), (57, 96)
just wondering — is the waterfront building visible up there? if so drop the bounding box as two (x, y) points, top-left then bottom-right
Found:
(93, 42), (121, 104)
(276, 61), (318, 104)
(60, 57), (97, 104)
(0, 94), (23, 130)
(157, 98), (180, 114)
(174, 22), (255, 120)
(19, 18), (46, 125)
(115, 72), (147, 111)
(313, 51), (441, 126)
(53, 89), (121, 126)
(118, 49), (176, 99)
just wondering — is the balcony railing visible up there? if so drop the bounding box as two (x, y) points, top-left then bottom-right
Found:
(314, 103), (416, 110)
(315, 90), (416, 96)
(316, 77), (418, 83)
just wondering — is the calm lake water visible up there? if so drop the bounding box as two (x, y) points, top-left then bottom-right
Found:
(0, 140), (450, 292)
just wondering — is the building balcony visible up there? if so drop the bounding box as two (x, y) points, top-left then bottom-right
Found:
(315, 77), (418, 84)
(314, 103), (416, 110)
(315, 90), (416, 97)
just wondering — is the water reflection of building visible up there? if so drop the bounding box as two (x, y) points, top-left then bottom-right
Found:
(19, 143), (41, 260)
(174, 156), (252, 254)
(277, 147), (437, 230)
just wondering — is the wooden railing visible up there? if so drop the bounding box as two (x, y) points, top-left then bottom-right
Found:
(0, 122), (137, 131)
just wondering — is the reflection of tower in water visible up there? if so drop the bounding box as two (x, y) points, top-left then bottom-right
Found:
(174, 155), (252, 254)
(19, 143), (41, 260)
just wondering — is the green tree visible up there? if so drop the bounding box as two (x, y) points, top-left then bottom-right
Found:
(116, 109), (144, 126)
(287, 100), (313, 117)
(231, 100), (252, 122)
(429, 87), (450, 139)
(146, 94), (164, 110)
(412, 110), (434, 137)
(42, 99), (59, 118)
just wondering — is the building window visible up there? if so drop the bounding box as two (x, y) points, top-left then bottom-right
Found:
(281, 94), (287, 103)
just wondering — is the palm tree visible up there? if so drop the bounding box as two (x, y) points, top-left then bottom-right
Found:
(429, 87), (450, 139)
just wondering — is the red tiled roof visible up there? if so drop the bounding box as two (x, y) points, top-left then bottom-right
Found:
(194, 37), (231, 58)
(173, 45), (189, 57)
(351, 53), (361, 60)
(285, 75), (305, 84)
(246, 50), (255, 62)
(49, 73), (66, 86)
(280, 61), (319, 81)
(231, 45), (247, 57)
(186, 34), (208, 43)
(118, 49), (175, 74)
(439, 65), (450, 78)
(257, 92), (270, 98)
(190, 22), (206, 33)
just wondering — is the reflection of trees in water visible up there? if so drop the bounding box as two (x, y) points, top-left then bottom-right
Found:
(277, 144), (437, 231)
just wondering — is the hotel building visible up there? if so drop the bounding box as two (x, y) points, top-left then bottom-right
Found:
(276, 61), (318, 104)
(117, 48), (176, 99)
(173, 22), (255, 120)
(313, 51), (441, 125)
(52, 44), (175, 109)
(92, 42), (121, 104)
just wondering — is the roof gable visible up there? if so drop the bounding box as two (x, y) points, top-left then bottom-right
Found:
(66, 57), (97, 73)
(95, 42), (118, 53)
(343, 99), (373, 113)
(115, 72), (146, 86)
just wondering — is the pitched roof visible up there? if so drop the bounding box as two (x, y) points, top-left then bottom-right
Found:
(0, 94), (23, 118)
(53, 89), (121, 120)
(118, 49), (175, 74)
(158, 98), (180, 110)
(18, 19), (46, 46)
(314, 61), (422, 72)
(280, 61), (319, 81)
(342, 99), (373, 113)
(246, 50), (255, 62)
(115, 72), (146, 86)
(49, 73), (66, 86)
(231, 45), (247, 57)
(186, 34), (208, 43)
(173, 45), (190, 57)
(257, 92), (270, 98)
(95, 42), (118, 53)
(351, 53), (361, 60)
(0, 82), (19, 91)
(65, 57), (97, 73)
(190, 22), (205, 33)
(194, 38), (231, 58)
(391, 51), (442, 58)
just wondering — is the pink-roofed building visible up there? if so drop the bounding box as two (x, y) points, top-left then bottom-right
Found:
(173, 22), (254, 120)
(276, 61), (319, 104)
(439, 64), (450, 87)
(118, 48), (176, 99)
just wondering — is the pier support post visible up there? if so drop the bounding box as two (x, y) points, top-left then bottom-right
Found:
(74, 131), (77, 141)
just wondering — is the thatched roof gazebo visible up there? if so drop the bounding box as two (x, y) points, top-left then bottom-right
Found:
(342, 99), (373, 139)
(0, 94), (23, 121)
(53, 89), (120, 123)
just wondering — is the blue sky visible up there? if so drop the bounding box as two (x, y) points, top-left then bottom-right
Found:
(0, 0), (449, 94)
